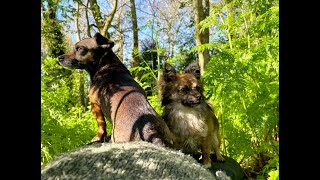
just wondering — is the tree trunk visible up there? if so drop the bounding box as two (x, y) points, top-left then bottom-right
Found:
(115, 1), (124, 62)
(130, 0), (140, 67)
(85, 0), (92, 38)
(75, 2), (81, 41)
(75, 1), (87, 109)
(193, 0), (210, 76)
(89, 0), (117, 38)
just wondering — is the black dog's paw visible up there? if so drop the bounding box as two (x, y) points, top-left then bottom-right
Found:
(87, 135), (111, 146)
(87, 140), (103, 146)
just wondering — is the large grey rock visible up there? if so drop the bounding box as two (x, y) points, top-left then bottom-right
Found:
(208, 154), (245, 180)
(41, 142), (217, 180)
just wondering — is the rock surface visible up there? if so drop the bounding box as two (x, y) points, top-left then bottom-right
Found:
(41, 142), (243, 180)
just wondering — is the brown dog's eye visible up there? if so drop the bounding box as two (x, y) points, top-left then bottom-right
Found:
(75, 47), (82, 51)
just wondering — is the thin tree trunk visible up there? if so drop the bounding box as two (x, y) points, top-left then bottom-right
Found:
(130, 0), (139, 67)
(167, 29), (171, 57)
(85, 0), (92, 38)
(115, 1), (124, 62)
(202, 0), (210, 64)
(75, 2), (86, 109)
(155, 31), (161, 81)
(193, 0), (210, 76)
(171, 20), (182, 58)
(147, 0), (155, 70)
(75, 2), (81, 41)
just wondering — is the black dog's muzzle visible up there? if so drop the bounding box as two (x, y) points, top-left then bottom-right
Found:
(57, 55), (85, 69)
(58, 55), (64, 63)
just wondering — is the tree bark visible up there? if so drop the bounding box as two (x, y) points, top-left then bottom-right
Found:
(193, 0), (210, 76)
(115, 0), (124, 62)
(130, 0), (140, 67)
(75, 2), (81, 41)
(85, 0), (92, 38)
(74, 1), (86, 109)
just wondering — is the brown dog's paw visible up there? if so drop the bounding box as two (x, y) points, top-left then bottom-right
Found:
(202, 162), (212, 169)
(216, 155), (225, 162)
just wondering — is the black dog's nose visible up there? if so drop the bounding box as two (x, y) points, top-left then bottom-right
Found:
(58, 55), (64, 62)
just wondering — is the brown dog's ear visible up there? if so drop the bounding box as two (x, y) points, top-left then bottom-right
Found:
(93, 32), (115, 49)
(183, 61), (201, 79)
(163, 63), (177, 82)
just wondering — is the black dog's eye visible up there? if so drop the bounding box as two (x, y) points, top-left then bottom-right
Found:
(179, 86), (189, 93)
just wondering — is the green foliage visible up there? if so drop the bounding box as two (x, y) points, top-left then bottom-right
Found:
(41, 57), (112, 167)
(147, 95), (163, 115)
(130, 65), (158, 96)
(165, 51), (197, 72)
(41, 18), (67, 57)
(198, 0), (279, 178)
(267, 167), (279, 180)
(41, 1), (278, 178)
(129, 64), (163, 115)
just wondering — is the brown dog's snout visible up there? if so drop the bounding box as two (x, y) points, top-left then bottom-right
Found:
(192, 94), (201, 104)
(191, 91), (201, 101)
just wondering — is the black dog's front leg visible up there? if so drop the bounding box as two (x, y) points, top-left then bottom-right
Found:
(90, 103), (107, 143)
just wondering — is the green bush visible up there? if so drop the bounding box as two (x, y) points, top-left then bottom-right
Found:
(41, 57), (112, 167)
(198, 1), (279, 178)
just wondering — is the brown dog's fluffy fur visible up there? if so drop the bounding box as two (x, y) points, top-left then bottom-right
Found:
(58, 33), (174, 147)
(158, 61), (224, 168)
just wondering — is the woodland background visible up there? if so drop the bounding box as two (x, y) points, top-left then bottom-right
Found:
(41, 0), (279, 179)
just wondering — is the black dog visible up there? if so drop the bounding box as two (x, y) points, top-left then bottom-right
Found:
(58, 33), (174, 147)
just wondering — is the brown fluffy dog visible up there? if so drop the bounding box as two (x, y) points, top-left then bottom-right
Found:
(58, 33), (174, 147)
(158, 61), (224, 168)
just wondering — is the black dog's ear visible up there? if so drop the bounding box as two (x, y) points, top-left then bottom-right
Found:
(184, 61), (201, 79)
(163, 63), (177, 82)
(93, 32), (115, 49)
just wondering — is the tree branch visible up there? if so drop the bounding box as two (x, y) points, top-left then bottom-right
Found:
(102, 0), (118, 38)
